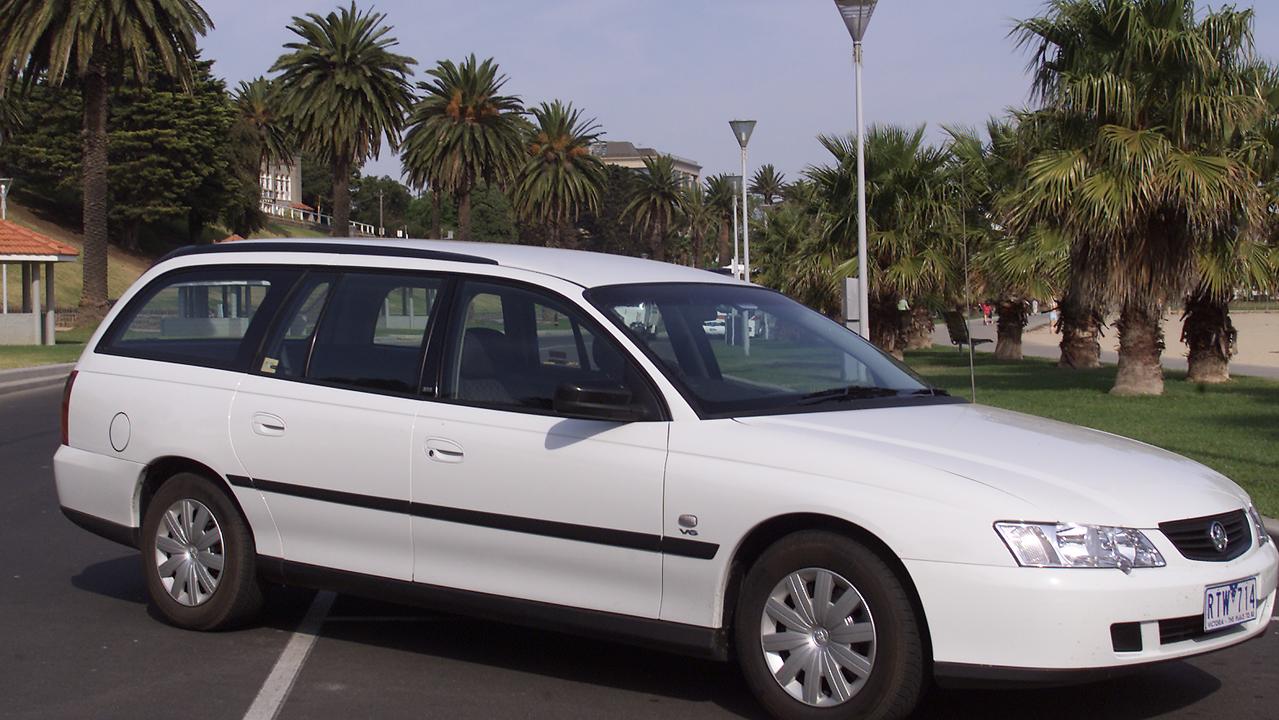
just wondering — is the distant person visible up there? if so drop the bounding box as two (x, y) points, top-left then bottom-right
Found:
(897, 297), (911, 333)
(1032, 299), (1040, 315)
(1049, 305), (1060, 334)
(981, 302), (993, 326)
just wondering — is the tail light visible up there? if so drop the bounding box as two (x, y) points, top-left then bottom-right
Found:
(60, 370), (77, 446)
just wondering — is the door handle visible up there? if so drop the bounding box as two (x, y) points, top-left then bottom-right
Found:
(251, 412), (286, 437)
(425, 437), (464, 463)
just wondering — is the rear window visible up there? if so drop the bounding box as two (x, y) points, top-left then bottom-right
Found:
(101, 267), (294, 369)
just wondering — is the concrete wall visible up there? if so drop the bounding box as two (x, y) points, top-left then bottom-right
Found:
(0, 313), (40, 345)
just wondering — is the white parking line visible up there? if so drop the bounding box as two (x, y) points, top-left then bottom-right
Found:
(242, 591), (335, 720)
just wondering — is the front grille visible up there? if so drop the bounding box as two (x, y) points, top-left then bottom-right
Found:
(1158, 510), (1251, 562)
(1158, 615), (1239, 645)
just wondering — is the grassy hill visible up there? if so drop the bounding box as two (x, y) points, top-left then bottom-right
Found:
(2, 202), (153, 311)
(2, 201), (331, 312)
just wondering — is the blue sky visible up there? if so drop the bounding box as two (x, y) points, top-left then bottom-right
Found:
(201, 0), (1279, 184)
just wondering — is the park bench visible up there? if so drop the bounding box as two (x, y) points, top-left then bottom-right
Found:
(943, 310), (993, 351)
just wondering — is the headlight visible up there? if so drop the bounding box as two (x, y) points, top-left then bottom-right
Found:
(1248, 505), (1271, 546)
(995, 522), (1165, 572)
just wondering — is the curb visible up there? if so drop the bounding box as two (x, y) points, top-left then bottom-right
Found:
(0, 362), (73, 395)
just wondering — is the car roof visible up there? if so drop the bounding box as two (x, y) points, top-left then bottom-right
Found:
(170, 238), (744, 290)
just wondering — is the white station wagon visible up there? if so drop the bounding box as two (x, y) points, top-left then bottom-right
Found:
(55, 240), (1276, 720)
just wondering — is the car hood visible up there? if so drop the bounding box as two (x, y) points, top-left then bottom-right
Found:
(735, 403), (1248, 528)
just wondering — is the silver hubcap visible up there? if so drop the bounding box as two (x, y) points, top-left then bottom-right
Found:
(153, 499), (224, 607)
(759, 567), (876, 707)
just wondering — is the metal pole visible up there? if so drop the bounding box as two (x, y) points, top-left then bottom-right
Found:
(1, 182), (8, 220)
(741, 147), (751, 284)
(378, 189), (385, 237)
(731, 192), (740, 278)
(854, 42), (870, 340)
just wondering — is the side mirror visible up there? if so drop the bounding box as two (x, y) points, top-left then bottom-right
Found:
(553, 382), (640, 422)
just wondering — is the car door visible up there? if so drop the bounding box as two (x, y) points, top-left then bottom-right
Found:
(411, 278), (668, 618)
(229, 270), (444, 581)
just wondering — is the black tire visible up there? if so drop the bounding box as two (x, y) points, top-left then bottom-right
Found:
(734, 531), (925, 720)
(140, 472), (263, 630)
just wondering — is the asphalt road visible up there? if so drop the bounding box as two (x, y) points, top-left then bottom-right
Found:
(2, 382), (1276, 719)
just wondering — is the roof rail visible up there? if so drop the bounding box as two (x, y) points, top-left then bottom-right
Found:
(156, 241), (498, 266)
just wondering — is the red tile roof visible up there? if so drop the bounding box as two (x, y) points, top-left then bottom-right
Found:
(0, 219), (79, 257)
(218, 233), (245, 243)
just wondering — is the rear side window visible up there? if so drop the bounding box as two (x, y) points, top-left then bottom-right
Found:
(101, 267), (293, 370)
(260, 271), (443, 395)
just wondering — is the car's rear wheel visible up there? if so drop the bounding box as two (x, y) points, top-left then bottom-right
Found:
(734, 531), (924, 720)
(141, 472), (262, 630)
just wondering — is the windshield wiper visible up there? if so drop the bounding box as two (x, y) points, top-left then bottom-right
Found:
(796, 386), (905, 405)
(795, 386), (946, 406)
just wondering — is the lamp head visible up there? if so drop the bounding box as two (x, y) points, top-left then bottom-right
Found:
(833, 0), (877, 43)
(728, 120), (756, 149)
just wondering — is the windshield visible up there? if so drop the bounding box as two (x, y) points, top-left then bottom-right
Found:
(587, 283), (947, 418)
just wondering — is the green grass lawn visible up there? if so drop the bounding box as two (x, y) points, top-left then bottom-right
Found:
(0, 325), (94, 370)
(904, 347), (1279, 517)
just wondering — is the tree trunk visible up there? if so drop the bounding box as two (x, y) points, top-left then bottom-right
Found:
(1111, 301), (1165, 396)
(869, 295), (903, 360)
(1182, 291), (1233, 384)
(78, 63), (111, 320)
(430, 189), (442, 239)
(120, 221), (141, 253)
(994, 299), (1027, 360)
(650, 217), (666, 262)
(904, 306), (934, 350)
(187, 208), (204, 245)
(691, 229), (703, 269)
(716, 220), (730, 266)
(457, 189), (472, 241)
(1057, 292), (1102, 369)
(331, 154), (351, 237)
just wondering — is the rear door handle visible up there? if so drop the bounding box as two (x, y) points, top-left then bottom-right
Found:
(251, 412), (286, 437)
(425, 437), (464, 463)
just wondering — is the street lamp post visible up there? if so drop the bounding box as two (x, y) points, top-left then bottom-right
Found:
(1, 178), (12, 315)
(729, 121), (756, 283)
(728, 175), (742, 277)
(833, 0), (877, 339)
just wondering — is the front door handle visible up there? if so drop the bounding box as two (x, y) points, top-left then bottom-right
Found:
(251, 412), (286, 437)
(425, 437), (464, 463)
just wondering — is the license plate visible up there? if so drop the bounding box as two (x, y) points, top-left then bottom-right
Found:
(1203, 577), (1259, 632)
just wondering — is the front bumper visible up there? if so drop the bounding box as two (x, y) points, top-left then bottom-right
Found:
(909, 540), (1278, 679)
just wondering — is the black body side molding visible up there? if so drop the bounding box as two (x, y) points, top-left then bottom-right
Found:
(257, 557), (730, 662)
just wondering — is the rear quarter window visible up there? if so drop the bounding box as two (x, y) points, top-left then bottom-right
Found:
(99, 266), (295, 370)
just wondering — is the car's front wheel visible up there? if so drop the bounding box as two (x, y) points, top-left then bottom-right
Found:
(734, 531), (924, 720)
(140, 472), (262, 630)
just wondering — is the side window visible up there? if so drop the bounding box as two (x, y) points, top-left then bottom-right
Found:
(259, 276), (333, 378)
(261, 271), (442, 394)
(447, 281), (659, 418)
(102, 268), (290, 369)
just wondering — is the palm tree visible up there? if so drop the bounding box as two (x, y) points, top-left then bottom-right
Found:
(681, 183), (716, 268)
(808, 126), (956, 357)
(0, 0), (211, 318)
(512, 100), (605, 248)
(234, 77), (293, 172)
(1181, 62), (1279, 382)
(750, 163), (787, 206)
(272, 2), (415, 237)
(401, 55), (525, 241)
(622, 155), (685, 262)
(0, 95), (23, 140)
(705, 173), (736, 266)
(1010, 0), (1268, 395)
(950, 119), (1068, 360)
